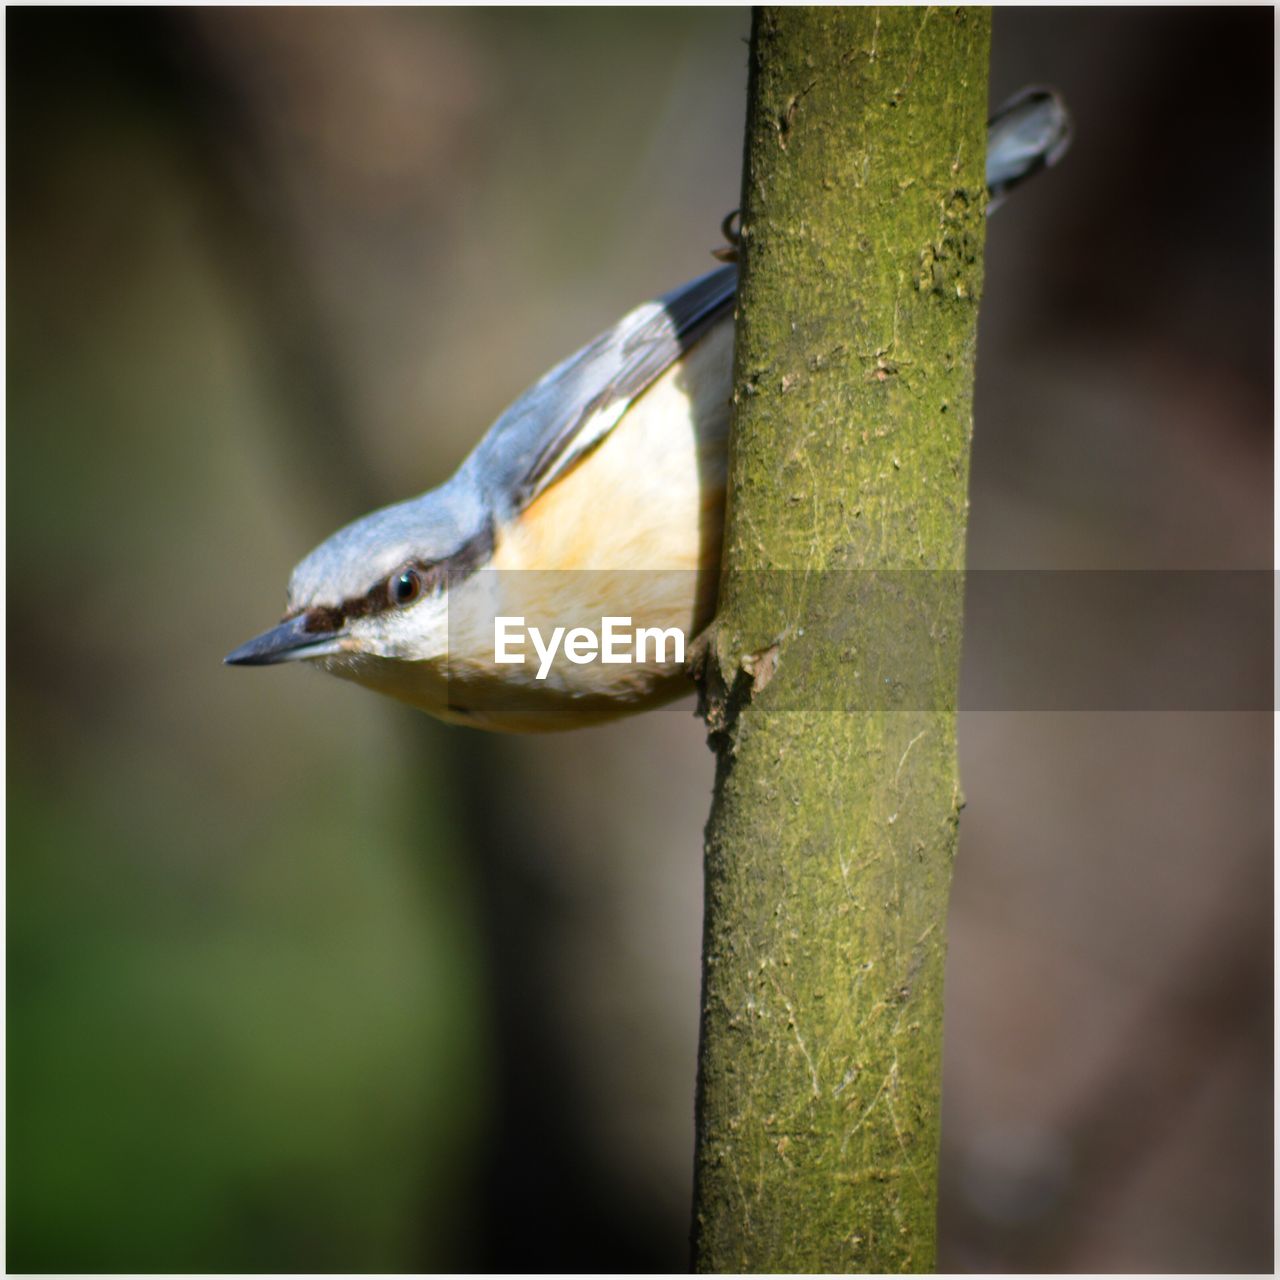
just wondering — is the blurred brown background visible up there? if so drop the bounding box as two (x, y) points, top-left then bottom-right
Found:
(7, 7), (1271, 1273)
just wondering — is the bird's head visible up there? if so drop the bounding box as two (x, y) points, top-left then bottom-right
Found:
(225, 482), (493, 687)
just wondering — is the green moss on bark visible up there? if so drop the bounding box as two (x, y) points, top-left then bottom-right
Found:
(693, 8), (989, 1273)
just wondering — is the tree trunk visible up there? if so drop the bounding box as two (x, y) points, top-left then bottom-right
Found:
(692, 8), (990, 1272)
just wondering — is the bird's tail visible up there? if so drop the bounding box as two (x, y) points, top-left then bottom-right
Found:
(985, 87), (1073, 212)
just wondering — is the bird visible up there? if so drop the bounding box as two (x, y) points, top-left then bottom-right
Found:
(227, 88), (1071, 732)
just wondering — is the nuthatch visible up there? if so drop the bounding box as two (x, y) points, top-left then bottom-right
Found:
(228, 89), (1071, 731)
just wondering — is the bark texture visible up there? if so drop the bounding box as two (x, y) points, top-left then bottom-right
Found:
(693, 8), (989, 1272)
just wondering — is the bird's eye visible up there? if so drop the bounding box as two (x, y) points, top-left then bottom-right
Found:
(389, 566), (422, 607)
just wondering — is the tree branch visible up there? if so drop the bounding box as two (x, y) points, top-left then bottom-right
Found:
(693, 8), (990, 1272)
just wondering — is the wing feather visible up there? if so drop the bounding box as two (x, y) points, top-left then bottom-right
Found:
(464, 265), (738, 516)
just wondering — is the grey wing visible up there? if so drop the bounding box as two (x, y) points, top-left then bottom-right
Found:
(462, 264), (738, 518)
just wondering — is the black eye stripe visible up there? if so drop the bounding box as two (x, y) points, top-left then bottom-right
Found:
(293, 520), (495, 635)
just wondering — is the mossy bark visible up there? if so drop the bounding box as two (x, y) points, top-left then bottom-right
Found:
(692, 8), (989, 1273)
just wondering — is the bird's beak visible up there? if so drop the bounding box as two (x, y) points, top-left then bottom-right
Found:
(224, 613), (346, 666)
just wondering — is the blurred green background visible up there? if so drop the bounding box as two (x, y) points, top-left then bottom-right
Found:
(8, 7), (1271, 1273)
